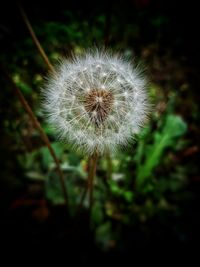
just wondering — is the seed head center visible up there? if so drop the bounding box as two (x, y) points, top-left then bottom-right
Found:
(84, 89), (114, 126)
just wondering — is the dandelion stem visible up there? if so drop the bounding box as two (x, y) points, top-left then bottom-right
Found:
(106, 151), (112, 180)
(76, 157), (91, 214)
(18, 3), (55, 73)
(1, 66), (69, 209)
(87, 153), (98, 213)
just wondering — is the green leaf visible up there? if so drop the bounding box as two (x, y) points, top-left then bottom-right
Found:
(124, 191), (134, 202)
(25, 171), (45, 181)
(137, 115), (187, 182)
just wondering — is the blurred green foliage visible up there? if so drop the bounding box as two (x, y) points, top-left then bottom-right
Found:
(1, 2), (198, 253)
(136, 114), (187, 183)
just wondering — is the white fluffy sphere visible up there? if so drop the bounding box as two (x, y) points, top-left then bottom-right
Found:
(42, 50), (150, 155)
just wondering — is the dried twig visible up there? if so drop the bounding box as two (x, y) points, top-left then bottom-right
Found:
(1, 66), (69, 207)
(16, 3), (69, 208)
(18, 3), (55, 73)
(104, 2), (112, 48)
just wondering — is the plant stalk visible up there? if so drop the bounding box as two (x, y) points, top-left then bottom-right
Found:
(87, 153), (98, 212)
(1, 66), (69, 208)
(18, 3), (55, 73)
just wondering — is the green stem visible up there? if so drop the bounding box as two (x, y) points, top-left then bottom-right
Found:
(106, 151), (112, 180)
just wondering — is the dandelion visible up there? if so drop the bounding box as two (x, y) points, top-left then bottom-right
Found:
(42, 50), (150, 155)
(42, 49), (150, 210)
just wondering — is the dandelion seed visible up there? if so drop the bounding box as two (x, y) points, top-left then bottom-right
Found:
(42, 49), (150, 155)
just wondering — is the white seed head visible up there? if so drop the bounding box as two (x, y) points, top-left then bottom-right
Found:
(42, 49), (150, 155)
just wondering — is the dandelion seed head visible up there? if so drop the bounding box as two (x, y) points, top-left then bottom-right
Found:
(42, 49), (150, 155)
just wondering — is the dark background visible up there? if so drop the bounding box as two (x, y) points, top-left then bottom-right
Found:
(0, 0), (199, 262)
